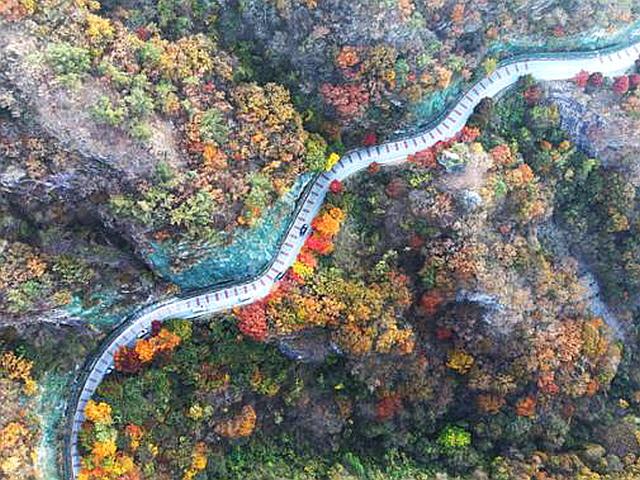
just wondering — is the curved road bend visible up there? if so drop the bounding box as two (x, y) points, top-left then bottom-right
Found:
(65, 41), (640, 478)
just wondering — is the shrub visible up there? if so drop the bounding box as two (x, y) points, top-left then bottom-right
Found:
(199, 108), (229, 144)
(304, 133), (328, 171)
(45, 43), (91, 84)
(129, 121), (152, 141)
(91, 96), (128, 126)
(125, 87), (154, 117)
(437, 425), (471, 454)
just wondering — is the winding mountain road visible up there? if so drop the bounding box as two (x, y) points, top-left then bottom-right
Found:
(63, 41), (640, 479)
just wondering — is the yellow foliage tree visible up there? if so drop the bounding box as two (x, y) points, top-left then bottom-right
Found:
(0, 351), (33, 381)
(85, 13), (114, 42)
(183, 442), (207, 480)
(0, 350), (40, 479)
(0, 351), (37, 395)
(91, 438), (117, 462)
(447, 350), (475, 374)
(84, 400), (113, 425)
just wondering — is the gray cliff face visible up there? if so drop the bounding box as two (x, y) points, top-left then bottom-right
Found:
(277, 329), (336, 363)
(545, 81), (640, 182)
(545, 83), (608, 158)
(0, 24), (186, 280)
(0, 25), (184, 180)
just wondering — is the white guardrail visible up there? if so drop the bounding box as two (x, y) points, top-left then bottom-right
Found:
(63, 41), (640, 479)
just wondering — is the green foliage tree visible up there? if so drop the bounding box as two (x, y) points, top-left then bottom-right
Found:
(169, 190), (217, 238)
(165, 319), (193, 342)
(304, 133), (328, 172)
(199, 108), (229, 144)
(125, 87), (155, 118)
(436, 425), (471, 454)
(91, 96), (128, 127)
(129, 121), (152, 141)
(46, 43), (91, 84)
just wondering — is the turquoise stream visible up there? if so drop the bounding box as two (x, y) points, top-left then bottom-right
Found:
(146, 173), (314, 291)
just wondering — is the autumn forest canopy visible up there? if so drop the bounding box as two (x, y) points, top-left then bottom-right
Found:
(3, 1), (640, 479)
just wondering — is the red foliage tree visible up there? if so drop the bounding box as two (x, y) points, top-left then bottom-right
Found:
(319, 83), (370, 120)
(408, 148), (437, 169)
(114, 346), (142, 374)
(537, 372), (560, 395)
(385, 177), (408, 198)
(435, 327), (453, 341)
(135, 26), (151, 41)
(151, 320), (162, 336)
(376, 393), (402, 421)
(329, 179), (344, 194)
(420, 290), (444, 315)
(236, 303), (268, 341)
(368, 162), (380, 174)
(515, 395), (537, 417)
(305, 234), (334, 255)
(296, 248), (317, 268)
(523, 85), (542, 106)
(202, 81), (216, 94)
(574, 70), (590, 88)
(458, 126), (480, 143)
(490, 144), (513, 166)
(612, 75), (630, 95)
(363, 132), (377, 146)
(408, 233), (425, 249)
(432, 140), (452, 155)
(630, 73), (640, 90)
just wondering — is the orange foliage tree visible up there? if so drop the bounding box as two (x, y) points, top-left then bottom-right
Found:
(515, 396), (536, 417)
(115, 327), (181, 373)
(291, 205), (346, 278)
(312, 207), (345, 237)
(235, 302), (268, 341)
(215, 405), (257, 438)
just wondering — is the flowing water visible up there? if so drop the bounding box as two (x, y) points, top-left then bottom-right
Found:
(36, 372), (70, 480)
